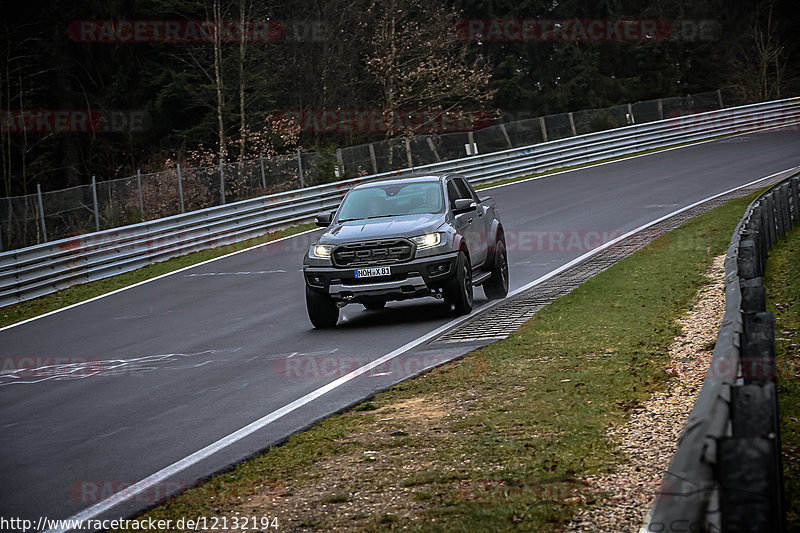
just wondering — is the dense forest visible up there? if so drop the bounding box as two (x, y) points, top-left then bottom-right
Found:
(1, 0), (797, 197)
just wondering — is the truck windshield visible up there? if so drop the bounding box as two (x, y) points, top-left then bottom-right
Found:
(338, 182), (444, 221)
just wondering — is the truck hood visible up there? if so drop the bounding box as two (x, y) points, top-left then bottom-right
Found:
(320, 213), (446, 244)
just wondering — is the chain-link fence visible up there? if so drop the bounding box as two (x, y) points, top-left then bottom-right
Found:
(0, 152), (337, 251)
(336, 89), (730, 176)
(0, 87), (757, 252)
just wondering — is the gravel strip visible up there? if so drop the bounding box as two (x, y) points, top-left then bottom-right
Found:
(564, 254), (727, 533)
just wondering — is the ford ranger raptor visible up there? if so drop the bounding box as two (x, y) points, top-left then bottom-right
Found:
(303, 174), (508, 328)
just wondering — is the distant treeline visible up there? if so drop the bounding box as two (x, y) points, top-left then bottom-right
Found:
(1, 0), (796, 196)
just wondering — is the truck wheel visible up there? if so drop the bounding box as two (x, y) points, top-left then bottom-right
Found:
(306, 286), (339, 328)
(444, 251), (473, 315)
(483, 239), (509, 300)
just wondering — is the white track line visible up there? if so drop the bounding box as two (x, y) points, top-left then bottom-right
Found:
(45, 164), (799, 532)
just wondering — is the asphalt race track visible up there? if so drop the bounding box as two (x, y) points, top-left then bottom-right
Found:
(1, 129), (798, 528)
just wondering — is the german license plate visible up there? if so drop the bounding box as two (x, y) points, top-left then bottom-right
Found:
(354, 266), (391, 278)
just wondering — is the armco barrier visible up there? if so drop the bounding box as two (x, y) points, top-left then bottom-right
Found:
(1, 97), (799, 307)
(646, 172), (799, 532)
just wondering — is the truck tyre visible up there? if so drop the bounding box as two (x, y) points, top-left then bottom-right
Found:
(306, 286), (339, 328)
(444, 251), (473, 315)
(483, 238), (509, 300)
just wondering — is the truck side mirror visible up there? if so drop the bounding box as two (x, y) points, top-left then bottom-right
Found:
(315, 212), (334, 227)
(453, 199), (477, 214)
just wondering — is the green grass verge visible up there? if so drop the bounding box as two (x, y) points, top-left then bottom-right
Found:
(112, 192), (759, 532)
(762, 224), (800, 530)
(0, 223), (315, 329)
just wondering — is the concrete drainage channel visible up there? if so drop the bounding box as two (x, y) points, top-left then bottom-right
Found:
(434, 177), (784, 345)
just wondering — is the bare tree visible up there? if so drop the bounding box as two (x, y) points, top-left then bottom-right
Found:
(730, 1), (788, 102)
(753, 3), (786, 99)
(362, 0), (495, 136)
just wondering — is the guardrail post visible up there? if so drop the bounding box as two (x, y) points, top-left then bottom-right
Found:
(405, 137), (413, 168)
(137, 169), (144, 221)
(219, 160), (226, 205)
(539, 116), (548, 142)
(499, 122), (513, 148)
(335, 148), (344, 176)
(741, 311), (775, 384)
(759, 203), (771, 252)
(717, 89), (724, 109)
(297, 148), (305, 188)
(568, 112), (577, 136)
(779, 183), (792, 232)
(719, 382), (784, 533)
(466, 131), (477, 156)
(773, 191), (786, 239)
(369, 143), (380, 171)
(258, 153), (267, 189)
(425, 138), (440, 163)
(177, 163), (185, 213)
(36, 183), (48, 243)
(738, 239), (758, 279)
(774, 188), (785, 237)
(740, 278), (766, 312)
(749, 212), (768, 271)
(91, 175), (100, 232)
(791, 176), (800, 222)
(626, 103), (634, 124)
(765, 193), (777, 244)
(774, 190), (785, 239)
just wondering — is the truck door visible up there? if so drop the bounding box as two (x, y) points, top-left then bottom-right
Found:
(448, 177), (488, 267)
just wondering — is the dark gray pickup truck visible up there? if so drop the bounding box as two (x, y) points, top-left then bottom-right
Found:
(302, 173), (508, 328)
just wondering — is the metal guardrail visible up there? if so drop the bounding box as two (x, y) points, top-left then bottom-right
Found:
(1, 97), (799, 307)
(646, 171), (799, 532)
(0, 89), (734, 253)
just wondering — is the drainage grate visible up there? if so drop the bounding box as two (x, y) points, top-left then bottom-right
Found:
(434, 181), (777, 344)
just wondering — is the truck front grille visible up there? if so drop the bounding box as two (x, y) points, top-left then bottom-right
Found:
(332, 239), (413, 267)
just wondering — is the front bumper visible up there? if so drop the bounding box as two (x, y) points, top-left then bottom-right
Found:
(304, 252), (459, 303)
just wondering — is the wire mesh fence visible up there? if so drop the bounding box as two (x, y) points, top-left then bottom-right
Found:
(0, 88), (745, 252)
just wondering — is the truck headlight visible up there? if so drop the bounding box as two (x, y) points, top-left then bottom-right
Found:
(412, 233), (442, 250)
(311, 244), (334, 259)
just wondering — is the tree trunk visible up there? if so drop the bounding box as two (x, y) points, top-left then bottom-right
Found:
(213, 0), (227, 161)
(238, 0), (247, 169)
(56, 58), (81, 188)
(1, 47), (11, 196)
